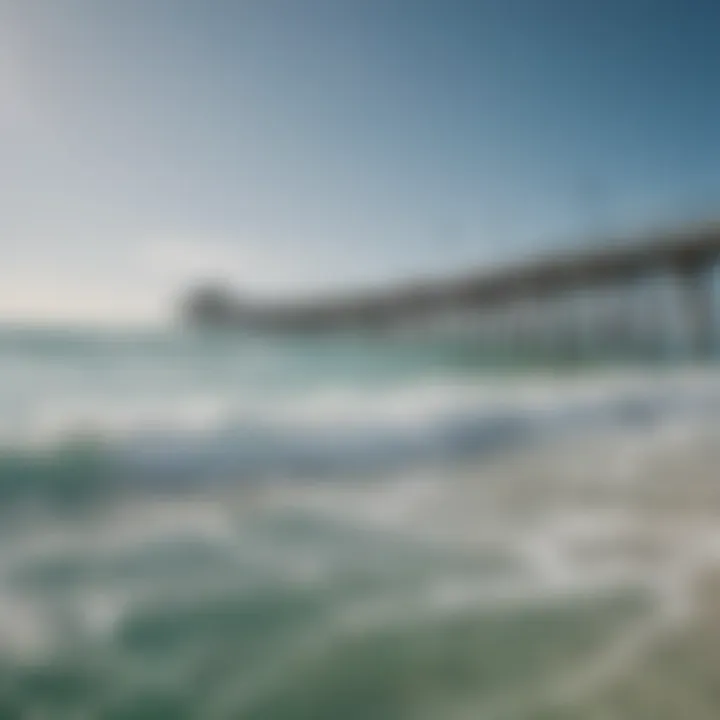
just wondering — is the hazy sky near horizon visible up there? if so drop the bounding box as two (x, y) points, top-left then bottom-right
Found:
(1, 0), (720, 323)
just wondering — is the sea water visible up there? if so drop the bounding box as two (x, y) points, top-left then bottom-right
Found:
(1, 325), (720, 718)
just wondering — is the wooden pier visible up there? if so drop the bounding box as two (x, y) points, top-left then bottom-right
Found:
(182, 223), (720, 357)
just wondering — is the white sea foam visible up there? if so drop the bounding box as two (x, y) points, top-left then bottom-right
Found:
(3, 328), (720, 715)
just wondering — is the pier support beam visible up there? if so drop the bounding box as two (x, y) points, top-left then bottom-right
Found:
(677, 263), (716, 358)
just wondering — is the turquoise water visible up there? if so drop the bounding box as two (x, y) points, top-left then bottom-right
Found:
(1, 326), (720, 718)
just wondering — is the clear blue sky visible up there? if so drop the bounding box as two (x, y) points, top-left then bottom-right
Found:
(1, 0), (719, 322)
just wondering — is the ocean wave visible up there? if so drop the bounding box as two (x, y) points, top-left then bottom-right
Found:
(1, 370), (720, 503)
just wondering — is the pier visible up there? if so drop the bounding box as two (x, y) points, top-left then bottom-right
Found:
(182, 223), (720, 358)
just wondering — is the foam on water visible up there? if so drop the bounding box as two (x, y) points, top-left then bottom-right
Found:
(2, 327), (720, 717)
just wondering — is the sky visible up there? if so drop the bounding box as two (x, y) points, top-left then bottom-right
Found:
(1, 0), (719, 324)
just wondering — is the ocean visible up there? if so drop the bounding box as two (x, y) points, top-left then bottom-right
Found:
(1, 325), (720, 719)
